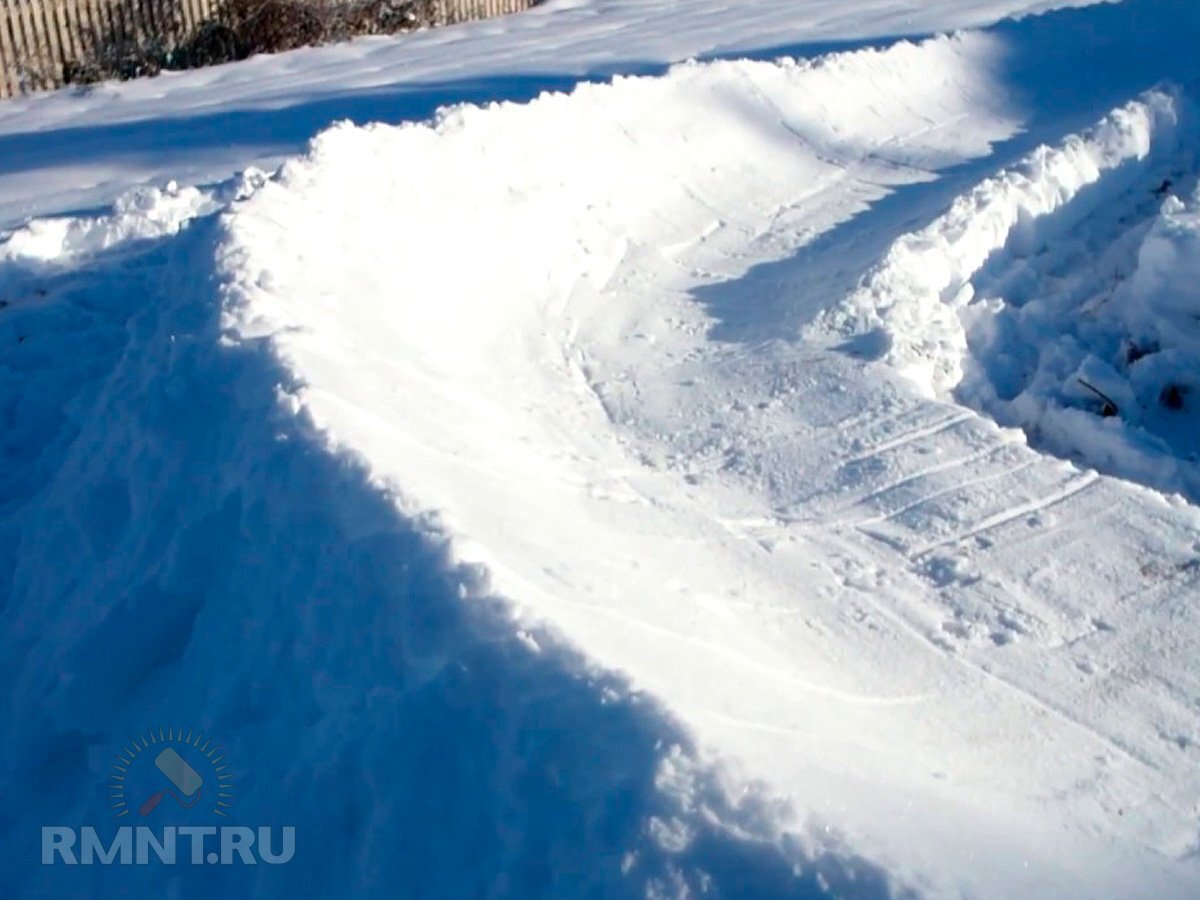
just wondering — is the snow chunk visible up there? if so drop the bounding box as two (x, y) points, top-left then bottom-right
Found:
(1, 170), (269, 265)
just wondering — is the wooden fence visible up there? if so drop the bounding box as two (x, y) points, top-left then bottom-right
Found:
(438, 0), (530, 24)
(0, 0), (536, 98)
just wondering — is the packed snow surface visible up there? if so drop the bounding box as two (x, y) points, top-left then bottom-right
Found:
(3, 0), (1200, 898)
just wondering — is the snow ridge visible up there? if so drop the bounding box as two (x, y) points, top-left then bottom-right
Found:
(819, 81), (1200, 500)
(821, 87), (1188, 398)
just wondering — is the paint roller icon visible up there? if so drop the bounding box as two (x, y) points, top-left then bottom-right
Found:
(139, 747), (203, 816)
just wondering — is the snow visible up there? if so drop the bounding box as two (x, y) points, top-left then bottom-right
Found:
(0, 181), (230, 262)
(820, 75), (1200, 500)
(821, 89), (1188, 397)
(4, 0), (1200, 898)
(959, 167), (1200, 501)
(0, 0), (1106, 228)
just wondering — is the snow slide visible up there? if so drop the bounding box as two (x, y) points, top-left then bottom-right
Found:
(5, 1), (1200, 898)
(218, 7), (1200, 897)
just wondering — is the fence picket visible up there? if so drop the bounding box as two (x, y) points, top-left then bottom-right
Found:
(95, 0), (113, 61)
(8, 2), (27, 88)
(108, 0), (125, 52)
(14, 1), (40, 87)
(55, 0), (81, 62)
(0, 9), (18, 97)
(31, 0), (57, 86)
(56, 0), (78, 72)
(108, 0), (127, 51)
(79, 0), (103, 70)
(182, 0), (204, 37)
(34, 0), (58, 82)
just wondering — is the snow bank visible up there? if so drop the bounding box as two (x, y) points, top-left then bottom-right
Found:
(822, 82), (1200, 501)
(826, 88), (1186, 397)
(0, 184), (213, 262)
(1120, 187), (1200, 357)
(962, 165), (1200, 500)
(0, 175), (270, 265)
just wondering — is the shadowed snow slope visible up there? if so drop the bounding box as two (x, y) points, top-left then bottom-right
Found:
(0, 204), (893, 899)
(5, 0), (1200, 898)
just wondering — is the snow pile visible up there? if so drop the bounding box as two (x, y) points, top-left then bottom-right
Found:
(1124, 187), (1200, 356)
(823, 88), (1185, 397)
(220, 32), (1009, 363)
(0, 174), (272, 265)
(822, 81), (1200, 501)
(1, 184), (216, 263)
(961, 168), (1200, 500)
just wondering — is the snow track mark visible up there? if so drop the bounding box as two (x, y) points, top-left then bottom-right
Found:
(909, 470), (1100, 559)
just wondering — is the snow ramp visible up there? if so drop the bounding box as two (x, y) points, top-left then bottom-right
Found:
(5, 1), (1200, 898)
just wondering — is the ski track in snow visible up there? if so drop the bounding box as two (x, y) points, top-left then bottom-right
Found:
(5, 0), (1200, 898)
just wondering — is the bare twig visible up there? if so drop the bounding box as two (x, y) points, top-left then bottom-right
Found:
(1077, 378), (1119, 417)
